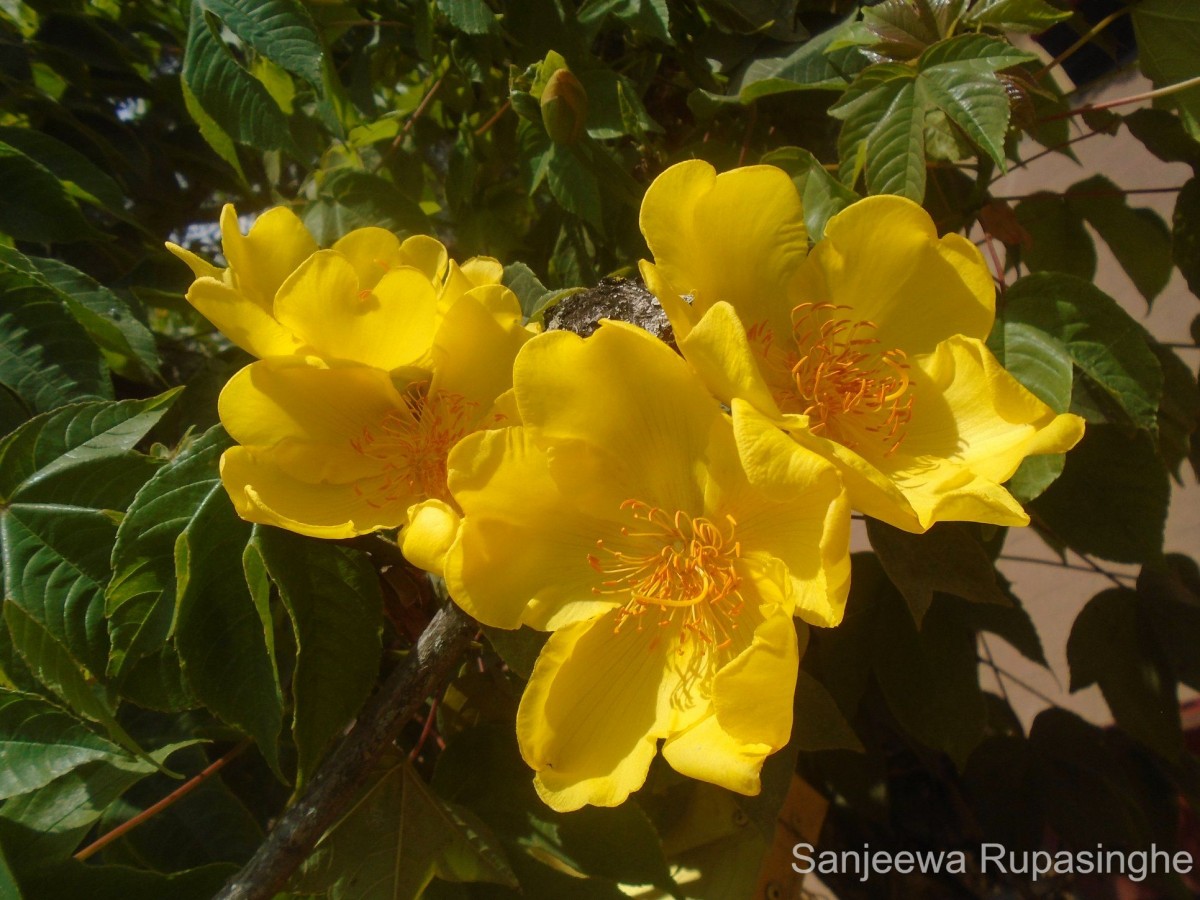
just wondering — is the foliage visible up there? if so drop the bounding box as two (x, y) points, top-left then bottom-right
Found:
(0, 0), (1196, 898)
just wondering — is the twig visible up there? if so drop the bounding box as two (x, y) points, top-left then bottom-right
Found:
(999, 553), (1137, 581)
(474, 99), (511, 136)
(213, 602), (475, 900)
(1006, 128), (1103, 175)
(977, 654), (1062, 708)
(375, 73), (446, 171)
(1034, 8), (1130, 81)
(983, 231), (1007, 293)
(408, 696), (441, 763)
(1039, 73), (1200, 124)
(74, 739), (252, 861)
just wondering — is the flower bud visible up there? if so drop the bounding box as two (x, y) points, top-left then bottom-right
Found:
(540, 69), (588, 145)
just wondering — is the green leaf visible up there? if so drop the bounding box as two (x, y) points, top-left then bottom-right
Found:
(1013, 193), (1097, 280)
(436, 0), (497, 34)
(0, 140), (98, 243)
(295, 761), (517, 899)
(1065, 175), (1173, 307)
(13, 860), (237, 900)
(2, 603), (141, 758)
(579, 69), (661, 140)
(180, 77), (246, 181)
(1003, 273), (1163, 433)
(0, 395), (173, 674)
(867, 520), (1009, 626)
(0, 741), (193, 860)
(248, 528), (381, 790)
(1173, 177), (1200, 298)
(760, 146), (859, 241)
(181, 4), (294, 153)
(0, 126), (124, 212)
(0, 258), (111, 413)
(1132, 0), (1200, 136)
(0, 690), (127, 800)
(480, 625), (547, 681)
(988, 318), (1074, 500)
(792, 670), (863, 752)
(196, 0), (324, 87)
(730, 20), (869, 101)
(106, 427), (232, 680)
(963, 0), (1071, 33)
(23, 254), (160, 382)
(0, 844), (19, 899)
(1067, 588), (1182, 759)
(1032, 426), (1170, 564)
(546, 145), (603, 230)
(174, 481), (283, 774)
(303, 169), (429, 245)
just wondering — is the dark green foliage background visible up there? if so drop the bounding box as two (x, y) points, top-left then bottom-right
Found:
(0, 0), (1198, 897)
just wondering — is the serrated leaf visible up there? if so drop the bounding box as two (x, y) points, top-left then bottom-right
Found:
(13, 859), (237, 900)
(963, 0), (1071, 33)
(180, 77), (246, 181)
(0, 126), (124, 213)
(0, 259), (111, 413)
(1067, 588), (1182, 759)
(0, 140), (98, 243)
(196, 0), (324, 87)
(1032, 426), (1170, 564)
(0, 690), (128, 800)
(106, 426), (231, 680)
(920, 61), (1013, 167)
(295, 761), (517, 899)
(181, 4), (293, 153)
(0, 395), (173, 674)
(249, 528), (381, 789)
(436, 0), (496, 35)
(1132, 0), (1200, 137)
(1003, 273), (1163, 433)
(24, 254), (160, 382)
(867, 520), (1009, 626)
(174, 483), (283, 773)
(2, 603), (142, 758)
(731, 19), (869, 101)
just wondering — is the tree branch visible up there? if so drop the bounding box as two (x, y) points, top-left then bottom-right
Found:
(214, 601), (475, 900)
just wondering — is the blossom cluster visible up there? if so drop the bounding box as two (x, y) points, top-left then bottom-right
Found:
(170, 162), (1083, 812)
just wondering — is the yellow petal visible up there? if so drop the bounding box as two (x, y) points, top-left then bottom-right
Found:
(220, 204), (318, 309)
(400, 235), (450, 282)
(401, 499), (461, 576)
(273, 251), (439, 370)
(220, 446), (402, 538)
(218, 357), (405, 453)
(712, 607), (801, 748)
(165, 242), (223, 281)
(186, 277), (306, 359)
(443, 427), (616, 630)
(731, 401), (852, 626)
(331, 227), (403, 291)
(513, 322), (719, 514)
(638, 260), (696, 340)
(639, 160), (806, 337)
(661, 713), (773, 797)
(793, 196), (995, 355)
(430, 283), (531, 410)
(518, 609), (703, 811)
(884, 335), (1085, 529)
(459, 255), (504, 286)
(679, 302), (783, 419)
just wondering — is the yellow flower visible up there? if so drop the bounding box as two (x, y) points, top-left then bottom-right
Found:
(639, 160), (1085, 533)
(216, 282), (532, 541)
(430, 321), (850, 810)
(165, 204), (503, 366)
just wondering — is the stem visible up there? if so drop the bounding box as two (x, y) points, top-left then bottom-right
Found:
(213, 602), (475, 900)
(408, 696), (441, 763)
(375, 73), (446, 171)
(474, 99), (511, 136)
(977, 654), (1062, 708)
(983, 231), (1007, 293)
(74, 739), (252, 862)
(999, 553), (1137, 581)
(1039, 73), (1200, 123)
(1035, 8), (1130, 81)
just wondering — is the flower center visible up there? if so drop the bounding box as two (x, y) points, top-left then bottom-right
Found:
(349, 386), (476, 506)
(588, 500), (744, 648)
(748, 303), (913, 455)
